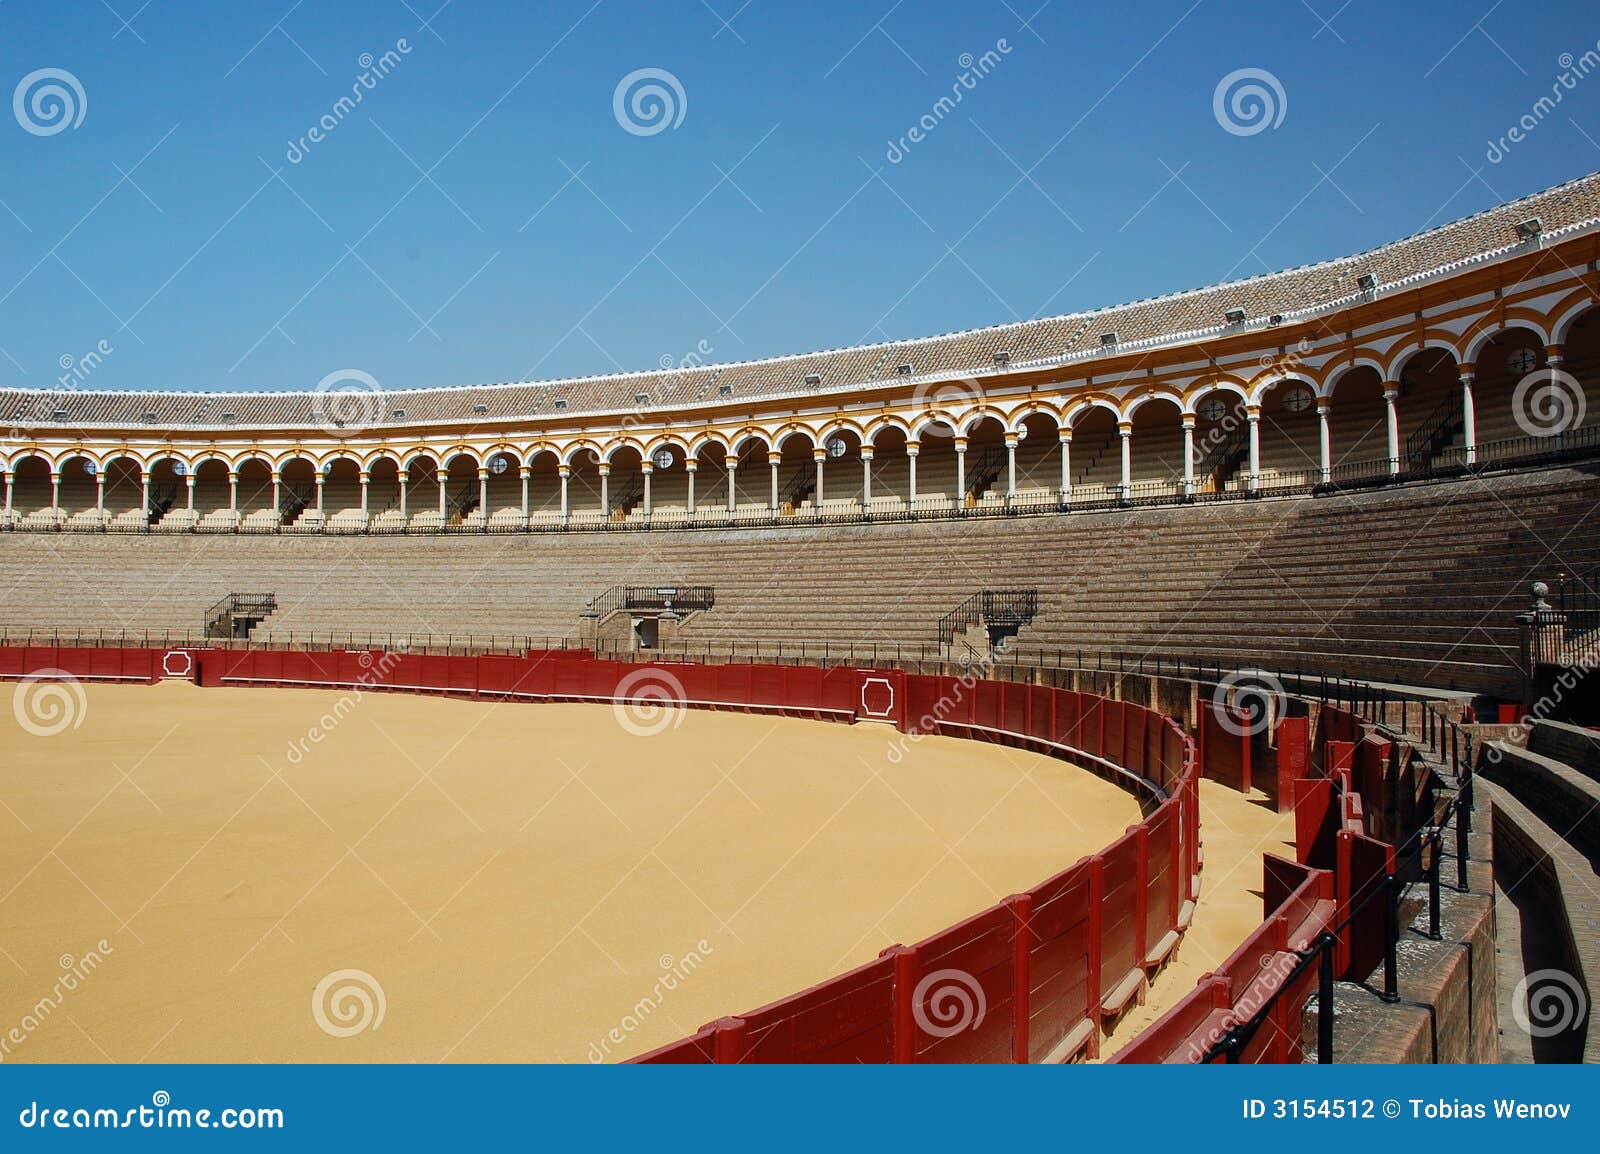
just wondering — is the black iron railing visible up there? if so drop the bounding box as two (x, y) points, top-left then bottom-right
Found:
(583, 584), (716, 620)
(933, 588), (1037, 646)
(203, 592), (278, 639)
(1404, 390), (1462, 471)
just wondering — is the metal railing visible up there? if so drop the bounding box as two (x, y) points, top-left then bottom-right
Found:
(6, 434), (1598, 536)
(1205, 690), (1475, 1064)
(583, 584), (716, 620)
(203, 592), (278, 639)
(936, 589), (1039, 646)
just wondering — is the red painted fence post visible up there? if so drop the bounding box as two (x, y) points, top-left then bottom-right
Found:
(885, 944), (917, 1064)
(709, 1016), (746, 1064)
(1010, 892), (1032, 1064)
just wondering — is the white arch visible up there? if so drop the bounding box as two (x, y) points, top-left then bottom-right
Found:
(1553, 299), (1600, 346)
(1320, 357), (1385, 399)
(1383, 339), (1458, 381)
(1463, 320), (1551, 366)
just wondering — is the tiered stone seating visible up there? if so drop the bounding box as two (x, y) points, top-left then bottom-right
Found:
(2, 465), (1595, 695)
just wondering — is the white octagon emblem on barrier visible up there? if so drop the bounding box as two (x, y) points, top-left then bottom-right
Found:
(859, 676), (896, 718)
(161, 650), (194, 679)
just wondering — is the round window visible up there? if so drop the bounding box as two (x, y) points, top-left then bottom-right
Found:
(826, 437), (847, 458)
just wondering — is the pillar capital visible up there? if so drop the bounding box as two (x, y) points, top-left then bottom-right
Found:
(724, 455), (739, 469)
(812, 448), (827, 462)
(1316, 397), (1332, 414)
(905, 440), (920, 458)
(519, 466), (530, 478)
(953, 436), (968, 452)
(766, 451), (782, 465)
(1059, 427), (1074, 443)
(596, 463), (610, 476)
(1382, 382), (1400, 400)
(1546, 344), (1564, 366)
(397, 470), (408, 482)
(1180, 413), (1196, 430)
(684, 458), (698, 472)
(558, 464), (572, 478)
(640, 462), (653, 474)
(1117, 421), (1132, 436)
(860, 446), (874, 461)
(1457, 361), (1476, 379)
(1246, 405), (1261, 421)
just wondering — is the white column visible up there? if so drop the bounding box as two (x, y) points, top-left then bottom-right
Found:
(437, 471), (446, 520)
(906, 444), (919, 506)
(96, 472), (106, 519)
(861, 447), (874, 512)
(1182, 415), (1196, 495)
(271, 472), (281, 521)
(313, 473), (323, 515)
(358, 470), (369, 521)
(1460, 368), (1477, 466)
(598, 464), (610, 518)
(2, 470), (11, 519)
(229, 471), (240, 520)
(559, 465), (571, 523)
(186, 473), (196, 512)
(955, 439), (967, 505)
(686, 460), (697, 517)
(1246, 407), (1262, 492)
(1005, 435), (1018, 501)
(49, 472), (60, 518)
(1317, 401), (1332, 483)
(725, 455), (739, 512)
(1060, 431), (1073, 498)
(641, 462), (653, 518)
(1384, 384), (1401, 474)
(1548, 346), (1567, 446)
(813, 450), (826, 508)
(520, 467), (530, 525)
(398, 470), (409, 523)
(478, 467), (488, 520)
(1118, 422), (1132, 495)
(767, 452), (780, 511)
(141, 472), (151, 519)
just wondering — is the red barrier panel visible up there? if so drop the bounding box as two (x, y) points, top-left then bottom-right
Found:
(628, 1025), (717, 1065)
(1097, 830), (1144, 1018)
(1275, 716), (1310, 814)
(1024, 857), (1099, 1062)
(1143, 803), (1177, 966)
(1337, 829), (1395, 982)
(906, 903), (1017, 1064)
(721, 954), (897, 1064)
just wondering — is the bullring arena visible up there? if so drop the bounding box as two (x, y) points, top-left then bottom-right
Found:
(4, 173), (1600, 1064)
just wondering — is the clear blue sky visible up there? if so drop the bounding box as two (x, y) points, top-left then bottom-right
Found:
(1, 0), (1597, 394)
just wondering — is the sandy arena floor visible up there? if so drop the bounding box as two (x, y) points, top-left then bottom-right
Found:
(0, 680), (1177, 1063)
